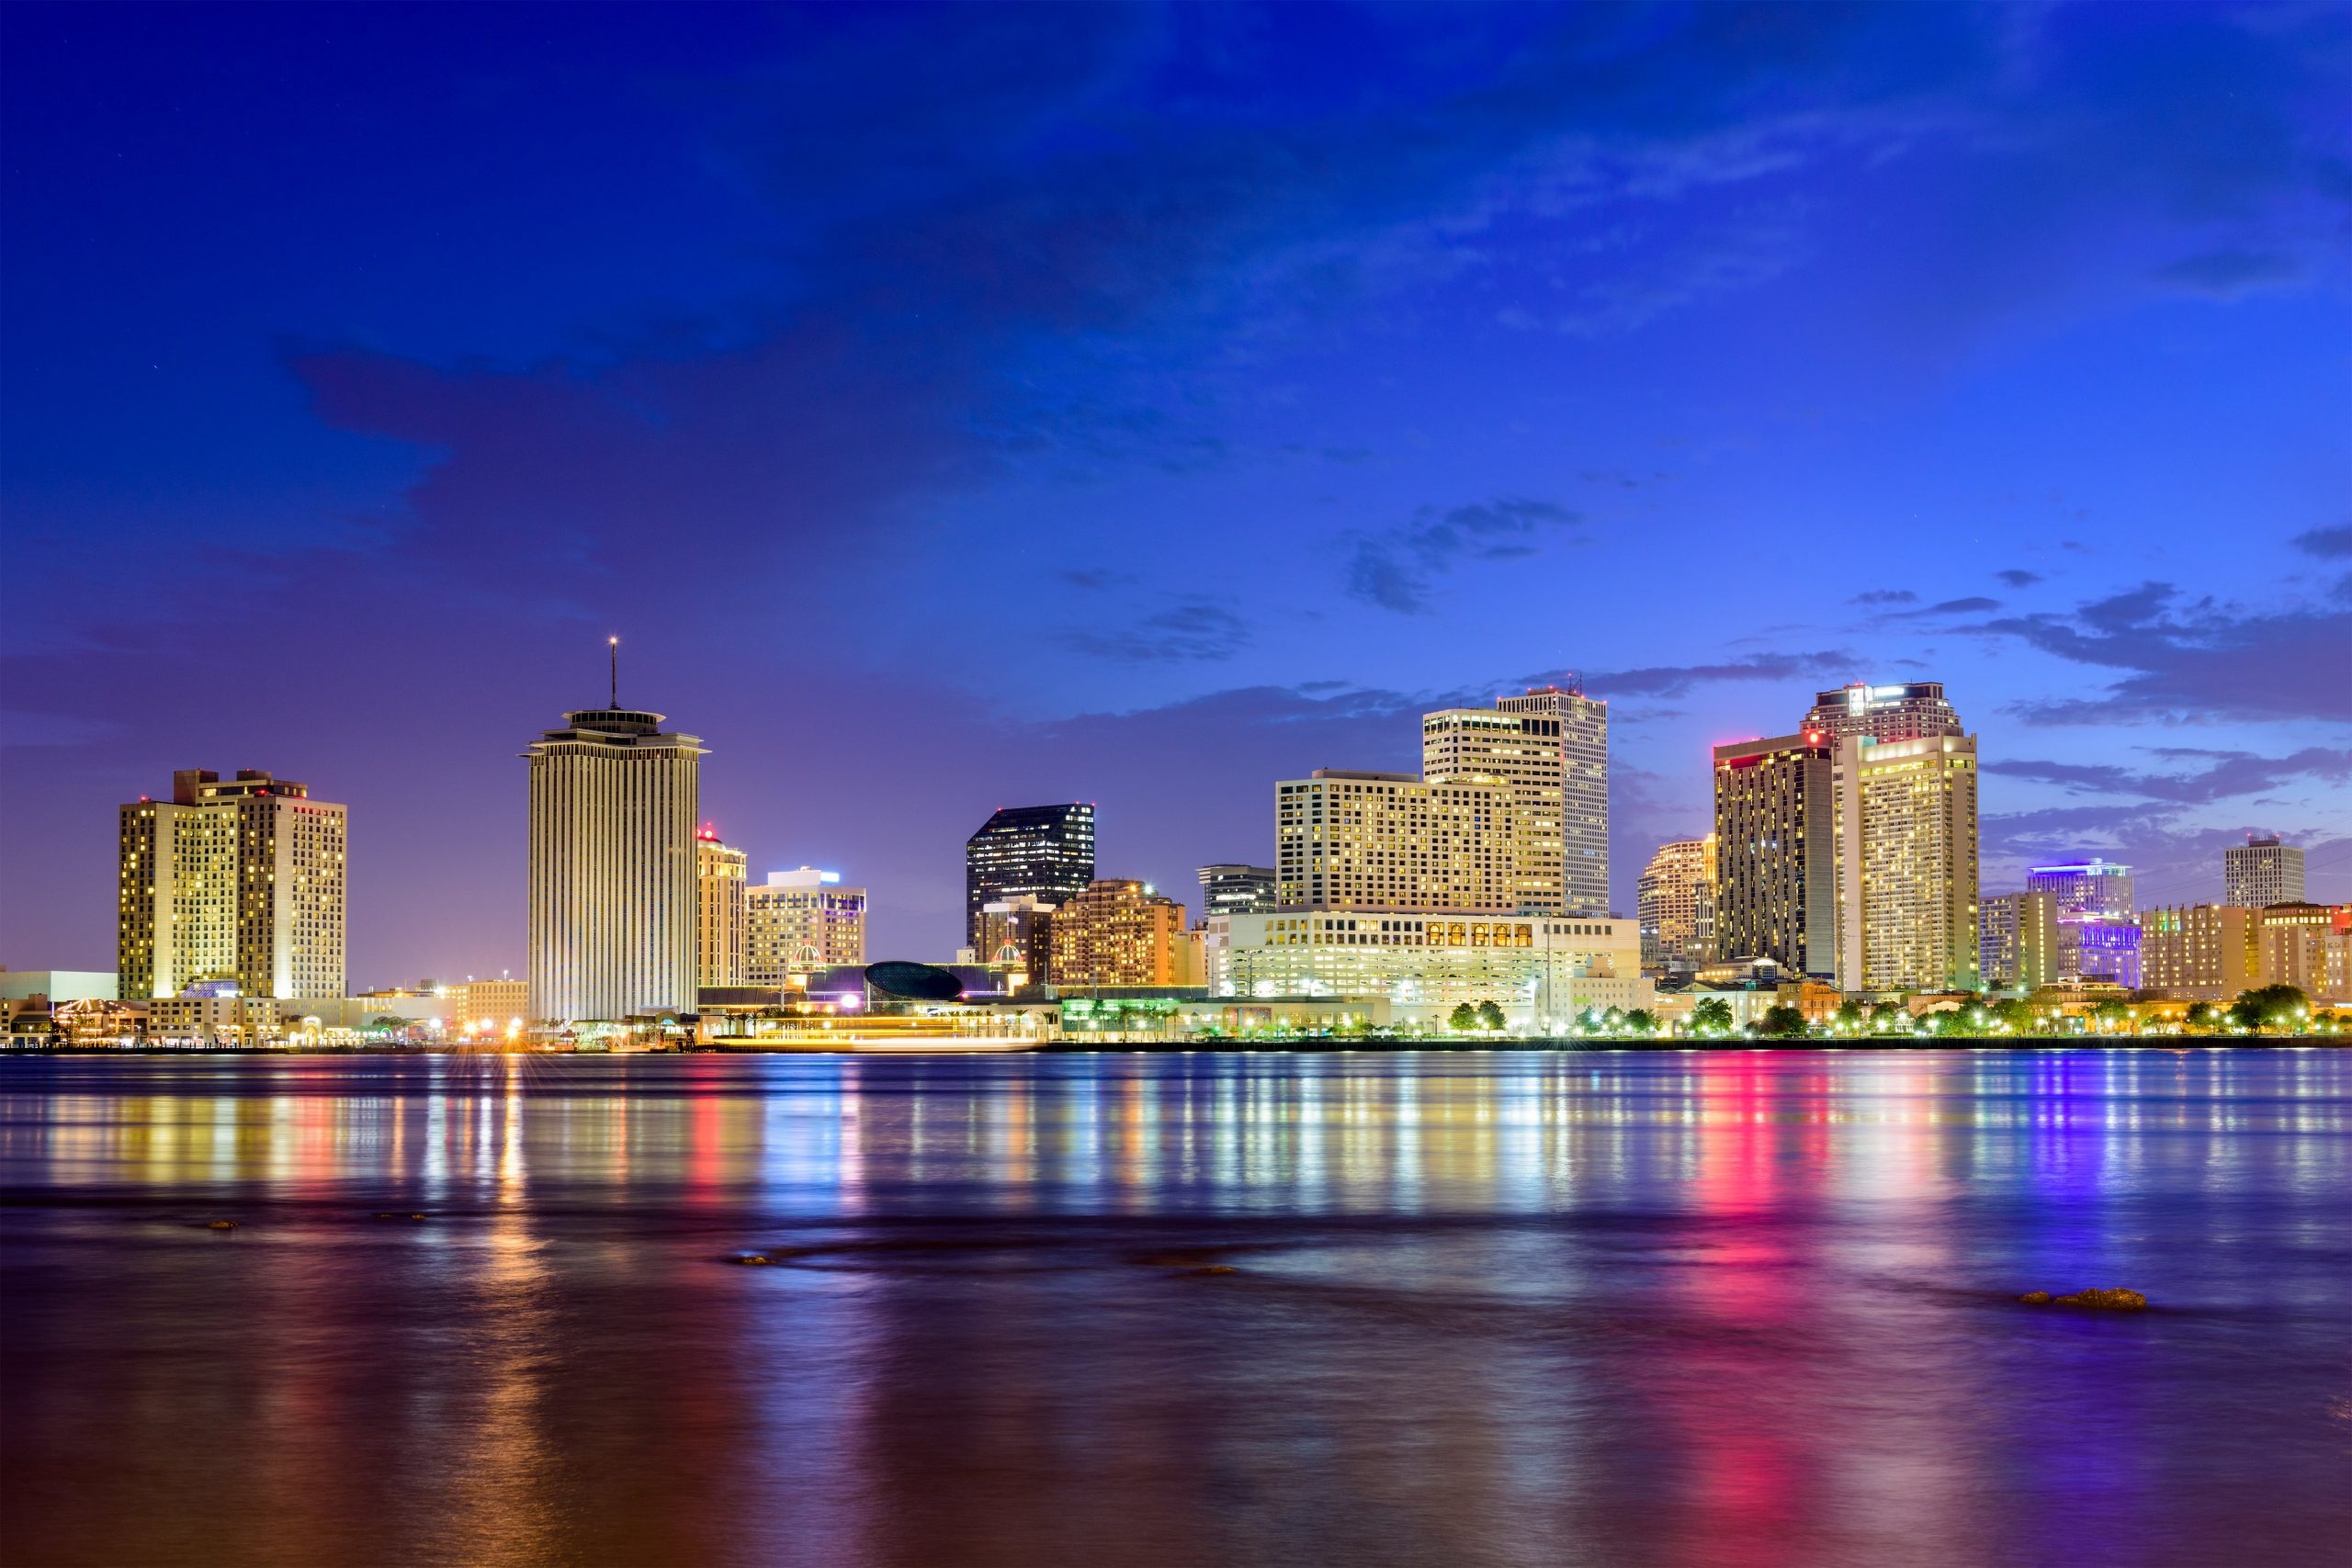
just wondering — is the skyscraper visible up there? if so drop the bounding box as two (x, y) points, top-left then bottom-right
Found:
(1712, 734), (1837, 976)
(1835, 734), (1981, 994)
(1980, 891), (2059, 992)
(1276, 770), (1517, 912)
(1635, 834), (1716, 965)
(1802, 681), (1964, 744)
(2224, 835), (2305, 908)
(745, 868), (867, 980)
(965, 804), (1095, 947)
(525, 696), (704, 1022)
(2027, 859), (2140, 987)
(1197, 863), (1277, 919)
(695, 827), (748, 989)
(1496, 683), (1609, 913)
(1422, 705), (1565, 913)
(118, 768), (346, 1000)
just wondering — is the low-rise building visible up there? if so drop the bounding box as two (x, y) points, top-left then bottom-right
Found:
(2254, 903), (2351, 1002)
(0, 970), (119, 1002)
(147, 995), (284, 1045)
(2138, 905), (2256, 1001)
(1206, 908), (1647, 1029)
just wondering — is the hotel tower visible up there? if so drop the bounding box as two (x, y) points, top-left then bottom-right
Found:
(525, 672), (705, 1022)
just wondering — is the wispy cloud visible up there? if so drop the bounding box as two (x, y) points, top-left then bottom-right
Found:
(1345, 496), (1582, 615)
(1055, 600), (1251, 663)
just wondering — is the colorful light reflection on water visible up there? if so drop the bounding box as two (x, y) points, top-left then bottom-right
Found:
(2, 1049), (2346, 1568)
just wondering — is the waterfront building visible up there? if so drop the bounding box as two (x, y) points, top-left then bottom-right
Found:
(746, 868), (868, 983)
(458, 978), (529, 1030)
(1712, 734), (1838, 977)
(1834, 734), (1981, 994)
(1277, 770), (1516, 912)
(2138, 905), (2256, 1000)
(525, 697), (704, 1022)
(146, 994), (284, 1046)
(1196, 863), (1277, 919)
(2026, 859), (2141, 987)
(965, 804), (1096, 948)
(1204, 908), (1646, 1028)
(0, 970), (119, 1003)
(1801, 681), (1964, 745)
(118, 769), (346, 1001)
(2254, 903), (2351, 1002)
(695, 828), (748, 988)
(1047, 879), (1186, 988)
(2224, 835), (2306, 908)
(976, 894), (1056, 987)
(1980, 891), (2059, 992)
(1496, 682), (1610, 913)
(1635, 835), (1716, 966)
(1422, 705), (1566, 913)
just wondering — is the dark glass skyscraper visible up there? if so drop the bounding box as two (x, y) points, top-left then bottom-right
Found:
(965, 804), (1096, 947)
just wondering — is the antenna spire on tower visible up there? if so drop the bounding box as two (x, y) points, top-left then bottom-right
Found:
(608, 637), (619, 708)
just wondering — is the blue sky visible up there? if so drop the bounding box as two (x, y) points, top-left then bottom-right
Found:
(5, 2), (2347, 978)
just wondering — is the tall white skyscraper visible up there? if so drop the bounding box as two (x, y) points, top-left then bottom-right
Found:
(1834, 733), (1981, 993)
(526, 688), (704, 1022)
(118, 768), (346, 1000)
(1494, 683), (1609, 913)
(2224, 836), (2305, 908)
(1422, 706), (1565, 913)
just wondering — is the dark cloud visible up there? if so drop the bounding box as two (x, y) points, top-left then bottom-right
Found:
(2152, 249), (2302, 296)
(1581, 650), (1854, 700)
(1345, 496), (1582, 615)
(1850, 589), (1917, 606)
(1058, 569), (1139, 592)
(1055, 601), (1251, 663)
(2291, 525), (2352, 559)
(1984, 749), (2352, 806)
(1995, 569), (2042, 589)
(1971, 581), (2352, 725)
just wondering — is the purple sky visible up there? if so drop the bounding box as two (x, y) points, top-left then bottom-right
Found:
(5, 4), (2348, 986)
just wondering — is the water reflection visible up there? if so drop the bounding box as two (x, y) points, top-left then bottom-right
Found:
(2, 1049), (2346, 1567)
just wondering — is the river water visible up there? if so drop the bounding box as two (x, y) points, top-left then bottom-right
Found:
(1, 1049), (2344, 1568)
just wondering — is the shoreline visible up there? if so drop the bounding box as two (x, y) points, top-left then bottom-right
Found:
(2, 1038), (2339, 1058)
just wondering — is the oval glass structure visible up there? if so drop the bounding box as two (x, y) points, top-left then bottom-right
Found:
(864, 962), (964, 1002)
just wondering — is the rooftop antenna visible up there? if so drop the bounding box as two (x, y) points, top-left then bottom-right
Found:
(608, 637), (619, 708)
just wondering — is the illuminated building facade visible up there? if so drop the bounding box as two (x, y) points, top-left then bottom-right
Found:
(1980, 891), (2059, 992)
(695, 829), (748, 988)
(1496, 683), (1610, 914)
(1636, 834), (1716, 965)
(1277, 770), (1516, 912)
(117, 768), (346, 1000)
(2026, 859), (2140, 987)
(977, 895), (1056, 987)
(1801, 681), (1965, 744)
(1047, 879), (1186, 987)
(1712, 734), (1837, 977)
(2254, 903), (2351, 1002)
(1196, 863), (1277, 919)
(525, 704), (704, 1021)
(1834, 734), (1980, 994)
(1204, 909), (1647, 1026)
(2137, 905), (2256, 1000)
(965, 804), (1096, 948)
(746, 868), (867, 983)
(458, 978), (530, 1029)
(1422, 705), (1566, 913)
(2224, 836), (2305, 908)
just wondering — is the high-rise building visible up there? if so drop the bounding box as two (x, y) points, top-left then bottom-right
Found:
(966, 804), (1096, 947)
(976, 895), (1056, 987)
(1635, 835), (1716, 965)
(525, 700), (703, 1022)
(2224, 836), (2306, 909)
(695, 827), (748, 989)
(2253, 903), (2350, 1002)
(1495, 683), (1609, 913)
(2138, 905), (2256, 1000)
(2026, 860), (2140, 987)
(1276, 770), (1517, 913)
(1047, 879), (1186, 987)
(118, 769), (346, 1000)
(1834, 734), (1980, 994)
(1712, 735), (1837, 976)
(746, 868), (867, 983)
(1802, 682), (1964, 745)
(1422, 705), (1565, 913)
(1197, 863), (1277, 919)
(1980, 891), (2059, 992)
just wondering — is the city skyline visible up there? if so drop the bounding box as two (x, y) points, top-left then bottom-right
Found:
(5, 6), (2348, 980)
